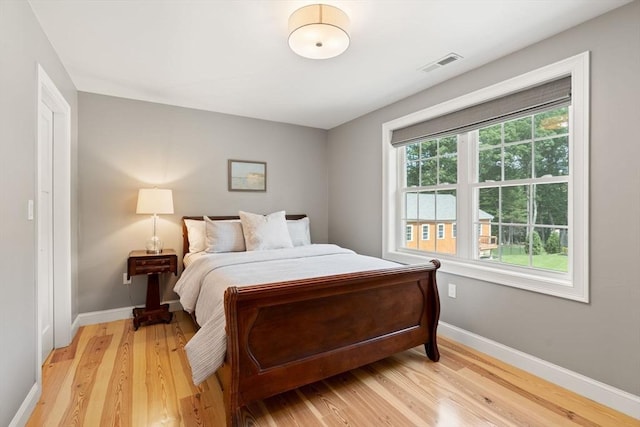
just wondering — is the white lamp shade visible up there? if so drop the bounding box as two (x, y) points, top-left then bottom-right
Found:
(288, 4), (350, 60)
(136, 188), (174, 215)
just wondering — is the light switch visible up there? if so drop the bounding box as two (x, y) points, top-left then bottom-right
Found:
(27, 200), (34, 220)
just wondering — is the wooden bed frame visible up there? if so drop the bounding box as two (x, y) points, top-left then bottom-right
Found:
(181, 215), (441, 426)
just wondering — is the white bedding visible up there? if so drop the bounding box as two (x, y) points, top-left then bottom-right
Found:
(173, 244), (400, 385)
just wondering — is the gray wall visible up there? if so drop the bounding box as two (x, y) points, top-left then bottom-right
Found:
(327, 1), (640, 396)
(0, 1), (78, 425)
(78, 93), (328, 313)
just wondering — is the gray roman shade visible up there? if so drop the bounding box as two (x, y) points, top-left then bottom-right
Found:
(391, 76), (572, 147)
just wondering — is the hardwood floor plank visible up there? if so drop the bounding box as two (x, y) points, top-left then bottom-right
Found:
(440, 338), (640, 427)
(58, 334), (113, 426)
(99, 319), (134, 427)
(179, 393), (213, 427)
(144, 321), (181, 425)
(375, 350), (533, 426)
(297, 377), (360, 426)
(261, 386), (323, 427)
(26, 358), (74, 426)
(26, 313), (638, 427)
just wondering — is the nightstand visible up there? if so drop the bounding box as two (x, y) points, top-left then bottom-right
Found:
(127, 249), (178, 330)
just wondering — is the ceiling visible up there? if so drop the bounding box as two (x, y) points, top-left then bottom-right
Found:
(28, 0), (629, 130)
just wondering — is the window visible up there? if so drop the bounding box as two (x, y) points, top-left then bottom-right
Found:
(382, 52), (589, 302)
(405, 225), (413, 242)
(422, 224), (430, 240)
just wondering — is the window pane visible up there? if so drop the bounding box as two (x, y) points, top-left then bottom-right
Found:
(439, 136), (457, 155)
(499, 225), (528, 267)
(406, 143), (419, 161)
(534, 183), (568, 226)
(502, 185), (529, 224)
(504, 142), (532, 180)
(504, 116), (532, 143)
(421, 140), (437, 159)
(478, 187), (499, 221)
(406, 161), (419, 186)
(420, 158), (437, 186)
(478, 223), (498, 259)
(478, 147), (501, 182)
(532, 227), (569, 272)
(479, 123), (501, 146)
(535, 107), (569, 138)
(439, 154), (457, 184)
(434, 190), (456, 255)
(535, 136), (569, 177)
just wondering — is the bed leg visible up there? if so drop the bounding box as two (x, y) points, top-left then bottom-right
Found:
(424, 259), (441, 362)
(424, 340), (440, 362)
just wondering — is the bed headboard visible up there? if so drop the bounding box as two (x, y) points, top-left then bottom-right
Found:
(181, 214), (307, 258)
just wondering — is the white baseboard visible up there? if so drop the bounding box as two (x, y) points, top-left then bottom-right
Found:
(438, 321), (640, 420)
(73, 300), (183, 327)
(9, 383), (40, 427)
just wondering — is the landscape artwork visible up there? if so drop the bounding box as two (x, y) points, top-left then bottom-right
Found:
(228, 160), (267, 192)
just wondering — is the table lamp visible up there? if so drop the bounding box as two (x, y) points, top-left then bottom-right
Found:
(136, 188), (174, 254)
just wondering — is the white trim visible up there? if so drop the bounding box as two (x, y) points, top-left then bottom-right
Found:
(74, 300), (184, 326)
(8, 383), (40, 427)
(36, 64), (72, 389)
(382, 52), (589, 302)
(438, 322), (640, 420)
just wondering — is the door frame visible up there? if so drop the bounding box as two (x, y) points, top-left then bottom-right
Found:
(36, 64), (72, 378)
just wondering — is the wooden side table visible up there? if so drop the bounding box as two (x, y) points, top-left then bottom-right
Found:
(127, 249), (178, 330)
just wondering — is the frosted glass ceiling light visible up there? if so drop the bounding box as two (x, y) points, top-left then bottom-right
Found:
(288, 4), (350, 60)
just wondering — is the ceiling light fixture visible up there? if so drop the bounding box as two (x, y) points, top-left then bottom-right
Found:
(288, 4), (350, 60)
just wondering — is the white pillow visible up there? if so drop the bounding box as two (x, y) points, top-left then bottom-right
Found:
(239, 210), (294, 251)
(287, 217), (311, 246)
(184, 219), (206, 253)
(204, 216), (246, 253)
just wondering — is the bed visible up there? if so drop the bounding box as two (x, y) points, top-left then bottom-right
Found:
(175, 213), (441, 426)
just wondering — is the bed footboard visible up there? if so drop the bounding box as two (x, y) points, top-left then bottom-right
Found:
(221, 260), (440, 426)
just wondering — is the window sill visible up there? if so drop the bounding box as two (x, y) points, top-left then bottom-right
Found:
(383, 249), (588, 302)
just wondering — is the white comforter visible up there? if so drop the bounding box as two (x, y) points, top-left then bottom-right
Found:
(174, 244), (399, 385)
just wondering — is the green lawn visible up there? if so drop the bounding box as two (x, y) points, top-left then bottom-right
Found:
(491, 246), (569, 272)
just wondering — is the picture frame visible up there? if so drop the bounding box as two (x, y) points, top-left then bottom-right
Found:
(228, 159), (267, 192)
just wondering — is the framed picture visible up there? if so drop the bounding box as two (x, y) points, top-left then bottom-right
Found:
(228, 160), (267, 192)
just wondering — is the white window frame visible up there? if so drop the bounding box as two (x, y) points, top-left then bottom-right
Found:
(452, 223), (457, 239)
(382, 52), (589, 302)
(437, 223), (445, 239)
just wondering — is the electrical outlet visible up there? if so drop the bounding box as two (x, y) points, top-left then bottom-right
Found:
(123, 272), (131, 285)
(448, 283), (457, 298)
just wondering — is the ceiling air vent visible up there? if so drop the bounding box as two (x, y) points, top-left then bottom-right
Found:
(420, 53), (463, 73)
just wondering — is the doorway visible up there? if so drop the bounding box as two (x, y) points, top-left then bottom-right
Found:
(36, 65), (72, 374)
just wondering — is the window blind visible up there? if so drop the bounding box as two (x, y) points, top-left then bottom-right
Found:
(391, 76), (571, 147)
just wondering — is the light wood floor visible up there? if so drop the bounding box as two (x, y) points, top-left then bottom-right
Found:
(27, 311), (638, 426)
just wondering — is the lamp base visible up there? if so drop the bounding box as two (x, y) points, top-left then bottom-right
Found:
(145, 236), (163, 254)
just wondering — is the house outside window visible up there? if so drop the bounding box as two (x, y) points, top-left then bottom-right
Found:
(382, 53), (589, 302)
